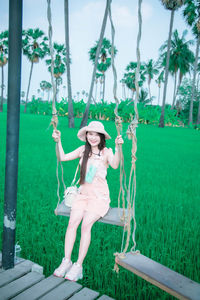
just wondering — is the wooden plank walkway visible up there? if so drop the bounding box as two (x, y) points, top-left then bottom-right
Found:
(0, 255), (114, 300)
(115, 252), (200, 300)
(56, 202), (127, 227)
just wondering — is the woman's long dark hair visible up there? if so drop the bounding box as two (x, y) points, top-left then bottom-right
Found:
(79, 132), (106, 185)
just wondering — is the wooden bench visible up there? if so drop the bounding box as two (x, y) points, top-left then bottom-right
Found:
(55, 201), (127, 226)
(115, 252), (200, 300)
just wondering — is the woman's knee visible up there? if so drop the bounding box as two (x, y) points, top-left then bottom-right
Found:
(68, 210), (84, 230)
(81, 214), (99, 233)
(81, 221), (93, 233)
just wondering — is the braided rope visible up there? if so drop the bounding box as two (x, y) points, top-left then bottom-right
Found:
(47, 0), (57, 128)
(113, 0), (142, 271)
(128, 0), (142, 254)
(47, 0), (65, 214)
(108, 4), (127, 226)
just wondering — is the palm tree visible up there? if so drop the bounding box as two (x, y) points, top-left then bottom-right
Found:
(21, 91), (25, 102)
(40, 80), (52, 101)
(37, 88), (41, 99)
(122, 61), (146, 100)
(144, 59), (159, 102)
(64, 0), (74, 128)
(0, 30), (8, 112)
(159, 0), (184, 127)
(120, 78), (127, 100)
(40, 81), (46, 100)
(183, 0), (200, 125)
(139, 88), (151, 105)
(80, 0), (111, 128)
(156, 70), (165, 105)
(196, 62), (200, 124)
(160, 29), (195, 109)
(46, 43), (66, 102)
(22, 28), (48, 112)
(89, 37), (117, 101)
(94, 72), (102, 102)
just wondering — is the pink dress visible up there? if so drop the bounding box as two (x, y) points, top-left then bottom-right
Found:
(71, 147), (112, 217)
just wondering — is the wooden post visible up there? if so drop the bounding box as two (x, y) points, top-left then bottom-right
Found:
(2, 0), (23, 269)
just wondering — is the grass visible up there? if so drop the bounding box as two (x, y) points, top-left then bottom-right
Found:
(0, 111), (200, 300)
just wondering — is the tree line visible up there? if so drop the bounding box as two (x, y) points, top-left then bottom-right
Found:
(0, 0), (200, 127)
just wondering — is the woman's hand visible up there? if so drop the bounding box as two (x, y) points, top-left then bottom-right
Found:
(115, 135), (124, 146)
(52, 129), (61, 143)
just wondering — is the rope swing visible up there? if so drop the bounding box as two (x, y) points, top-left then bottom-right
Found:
(107, 0), (142, 272)
(47, 0), (66, 215)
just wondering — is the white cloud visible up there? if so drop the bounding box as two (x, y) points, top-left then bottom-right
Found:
(112, 4), (136, 29)
(142, 2), (153, 21)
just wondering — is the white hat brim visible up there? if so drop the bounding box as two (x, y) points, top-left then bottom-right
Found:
(77, 126), (111, 141)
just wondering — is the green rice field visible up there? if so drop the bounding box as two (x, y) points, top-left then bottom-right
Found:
(0, 111), (200, 299)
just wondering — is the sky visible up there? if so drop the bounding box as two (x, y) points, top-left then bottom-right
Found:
(0, 0), (195, 104)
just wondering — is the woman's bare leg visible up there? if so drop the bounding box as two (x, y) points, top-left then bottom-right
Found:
(64, 209), (85, 259)
(77, 211), (100, 265)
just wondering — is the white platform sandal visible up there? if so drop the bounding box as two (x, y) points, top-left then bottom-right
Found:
(65, 262), (83, 281)
(53, 258), (72, 278)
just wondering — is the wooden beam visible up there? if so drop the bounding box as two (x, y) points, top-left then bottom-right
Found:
(115, 252), (200, 300)
(55, 201), (127, 226)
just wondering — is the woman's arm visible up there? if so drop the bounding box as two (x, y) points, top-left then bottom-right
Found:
(107, 135), (124, 169)
(52, 129), (84, 161)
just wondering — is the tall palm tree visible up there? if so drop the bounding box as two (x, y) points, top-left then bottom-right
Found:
(183, 0), (200, 125)
(80, 0), (111, 128)
(94, 72), (101, 102)
(120, 78), (127, 100)
(160, 29), (195, 109)
(196, 62), (200, 124)
(159, 0), (184, 127)
(46, 43), (66, 102)
(156, 70), (165, 105)
(0, 30), (8, 112)
(22, 28), (48, 112)
(64, 0), (74, 128)
(144, 59), (159, 102)
(89, 38), (117, 101)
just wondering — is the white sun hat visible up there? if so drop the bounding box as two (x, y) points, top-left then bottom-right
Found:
(77, 121), (111, 142)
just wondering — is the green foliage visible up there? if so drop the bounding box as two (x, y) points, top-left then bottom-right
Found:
(46, 42), (67, 77)
(0, 30), (8, 65)
(89, 37), (117, 73)
(22, 28), (48, 62)
(26, 98), (186, 126)
(123, 62), (146, 91)
(177, 77), (199, 123)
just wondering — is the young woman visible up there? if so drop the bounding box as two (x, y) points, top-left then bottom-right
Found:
(52, 121), (123, 281)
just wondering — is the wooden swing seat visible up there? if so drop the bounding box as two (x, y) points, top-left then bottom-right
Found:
(115, 252), (200, 300)
(55, 201), (127, 226)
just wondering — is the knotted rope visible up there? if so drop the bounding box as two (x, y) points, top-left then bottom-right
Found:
(108, 3), (127, 226)
(109, 0), (142, 272)
(47, 0), (66, 214)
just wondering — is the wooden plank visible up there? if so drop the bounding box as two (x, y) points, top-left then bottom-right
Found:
(0, 271), (44, 300)
(12, 275), (65, 300)
(98, 295), (115, 300)
(39, 280), (82, 300)
(0, 251), (24, 270)
(0, 260), (34, 288)
(68, 287), (99, 300)
(0, 258), (25, 274)
(56, 201), (126, 226)
(115, 252), (200, 300)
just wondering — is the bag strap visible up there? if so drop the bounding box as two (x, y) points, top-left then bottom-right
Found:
(70, 160), (80, 186)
